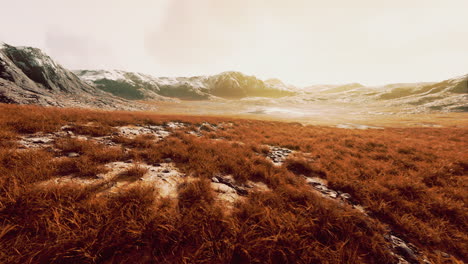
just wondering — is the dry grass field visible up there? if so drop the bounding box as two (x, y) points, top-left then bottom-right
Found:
(0, 104), (466, 264)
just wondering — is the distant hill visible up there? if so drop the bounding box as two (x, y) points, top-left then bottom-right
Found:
(379, 75), (467, 112)
(302, 75), (467, 112)
(74, 70), (296, 100)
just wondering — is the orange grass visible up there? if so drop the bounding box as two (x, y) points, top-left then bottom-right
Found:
(0, 103), (466, 263)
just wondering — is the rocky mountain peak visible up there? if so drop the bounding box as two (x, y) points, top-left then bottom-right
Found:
(0, 43), (142, 110)
(1, 44), (92, 93)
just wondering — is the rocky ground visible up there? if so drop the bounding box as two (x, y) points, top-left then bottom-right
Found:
(1, 104), (466, 263)
(18, 122), (273, 210)
(14, 121), (454, 264)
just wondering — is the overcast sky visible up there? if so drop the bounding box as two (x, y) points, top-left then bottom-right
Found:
(1, 0), (467, 86)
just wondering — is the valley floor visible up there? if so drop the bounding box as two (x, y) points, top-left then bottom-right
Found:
(0, 104), (466, 264)
(142, 100), (468, 128)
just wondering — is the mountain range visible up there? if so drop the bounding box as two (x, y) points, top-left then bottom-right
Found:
(74, 69), (295, 100)
(0, 42), (466, 112)
(299, 75), (467, 112)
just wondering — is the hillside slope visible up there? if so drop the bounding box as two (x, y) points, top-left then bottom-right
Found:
(379, 75), (468, 112)
(75, 70), (296, 100)
(0, 43), (144, 109)
(302, 75), (467, 112)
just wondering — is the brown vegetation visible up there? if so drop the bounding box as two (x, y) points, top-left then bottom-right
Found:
(117, 165), (149, 182)
(0, 103), (466, 263)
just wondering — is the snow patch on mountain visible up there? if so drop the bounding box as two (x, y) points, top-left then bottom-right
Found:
(75, 70), (296, 100)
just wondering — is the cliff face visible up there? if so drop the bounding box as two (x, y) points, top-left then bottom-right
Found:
(0, 43), (143, 110)
(0, 44), (95, 94)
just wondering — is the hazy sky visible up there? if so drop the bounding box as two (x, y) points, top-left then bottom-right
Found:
(1, 0), (467, 86)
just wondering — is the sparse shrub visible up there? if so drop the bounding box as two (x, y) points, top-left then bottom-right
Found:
(0, 130), (18, 148)
(55, 137), (94, 154)
(117, 164), (148, 182)
(397, 147), (417, 155)
(177, 179), (215, 209)
(251, 144), (270, 154)
(112, 134), (156, 149)
(88, 146), (126, 163)
(284, 157), (327, 178)
(55, 137), (125, 164)
(54, 156), (108, 178)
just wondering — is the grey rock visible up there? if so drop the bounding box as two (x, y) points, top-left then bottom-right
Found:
(340, 193), (352, 200)
(386, 235), (420, 264)
(31, 137), (53, 144)
(199, 123), (214, 132)
(215, 175), (248, 196)
(435, 250), (450, 258)
(61, 125), (73, 131)
(327, 190), (338, 199)
(0, 43), (149, 110)
(67, 152), (80, 158)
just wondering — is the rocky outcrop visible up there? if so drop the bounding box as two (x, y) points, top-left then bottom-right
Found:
(302, 175), (432, 264)
(1, 44), (94, 94)
(0, 43), (146, 110)
(266, 145), (294, 165)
